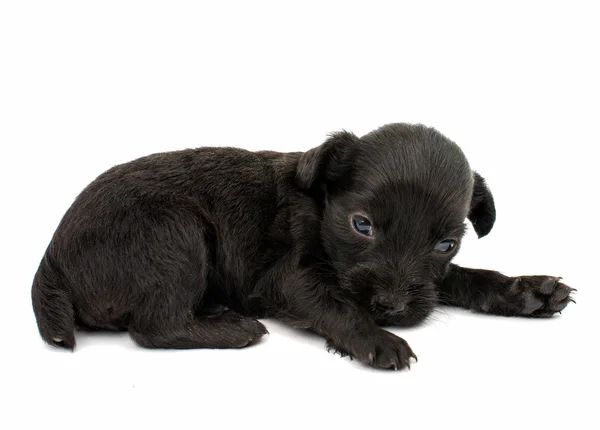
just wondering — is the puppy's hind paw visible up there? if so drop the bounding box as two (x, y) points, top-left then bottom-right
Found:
(235, 317), (269, 347)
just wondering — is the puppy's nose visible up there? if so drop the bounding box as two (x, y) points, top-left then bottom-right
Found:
(374, 294), (407, 314)
(391, 302), (406, 314)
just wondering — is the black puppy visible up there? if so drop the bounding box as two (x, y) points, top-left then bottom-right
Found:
(32, 123), (574, 370)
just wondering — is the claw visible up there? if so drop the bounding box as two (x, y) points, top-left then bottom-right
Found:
(554, 288), (571, 301)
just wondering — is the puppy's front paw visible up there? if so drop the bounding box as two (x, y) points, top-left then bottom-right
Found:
(516, 276), (575, 317)
(330, 329), (417, 371)
(484, 276), (575, 317)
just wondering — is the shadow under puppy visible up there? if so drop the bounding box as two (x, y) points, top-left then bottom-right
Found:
(32, 123), (574, 370)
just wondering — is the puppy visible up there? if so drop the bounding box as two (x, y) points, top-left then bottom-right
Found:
(32, 123), (574, 370)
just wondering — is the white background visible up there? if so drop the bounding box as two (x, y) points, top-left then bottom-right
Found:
(1, 1), (598, 429)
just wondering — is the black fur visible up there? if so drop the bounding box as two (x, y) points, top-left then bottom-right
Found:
(31, 123), (575, 370)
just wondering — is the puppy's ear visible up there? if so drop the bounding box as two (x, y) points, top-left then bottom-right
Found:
(295, 131), (358, 190)
(468, 172), (496, 238)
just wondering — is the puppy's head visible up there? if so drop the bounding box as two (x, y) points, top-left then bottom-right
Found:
(296, 123), (495, 326)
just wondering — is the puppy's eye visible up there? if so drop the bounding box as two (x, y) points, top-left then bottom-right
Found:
(434, 239), (457, 253)
(352, 215), (373, 237)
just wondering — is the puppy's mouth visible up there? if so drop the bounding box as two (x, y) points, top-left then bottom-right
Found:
(341, 264), (438, 326)
(373, 305), (430, 327)
(370, 285), (439, 327)
(371, 300), (408, 317)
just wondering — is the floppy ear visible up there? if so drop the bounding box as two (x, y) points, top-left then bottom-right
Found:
(295, 131), (358, 190)
(468, 172), (496, 238)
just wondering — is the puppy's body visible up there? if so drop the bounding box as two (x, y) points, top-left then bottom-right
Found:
(32, 123), (574, 369)
(35, 148), (292, 343)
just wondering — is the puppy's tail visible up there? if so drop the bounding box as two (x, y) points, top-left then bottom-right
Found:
(31, 253), (76, 350)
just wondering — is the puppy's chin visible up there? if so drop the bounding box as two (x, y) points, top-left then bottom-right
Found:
(374, 304), (436, 328)
(375, 308), (433, 327)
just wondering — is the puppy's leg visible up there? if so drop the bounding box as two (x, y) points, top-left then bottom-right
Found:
(126, 223), (267, 349)
(282, 274), (417, 370)
(79, 203), (267, 349)
(128, 260), (268, 349)
(439, 264), (575, 317)
(130, 309), (268, 349)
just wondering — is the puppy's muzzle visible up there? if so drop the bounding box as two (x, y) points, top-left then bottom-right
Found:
(372, 293), (408, 315)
